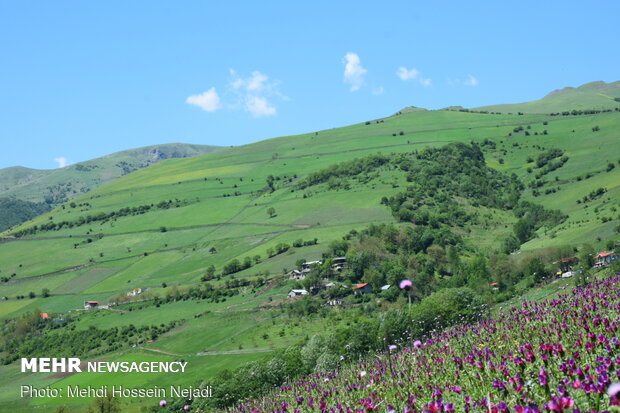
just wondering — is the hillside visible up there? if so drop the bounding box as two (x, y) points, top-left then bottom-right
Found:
(0, 143), (223, 231)
(0, 143), (223, 205)
(0, 89), (619, 412)
(474, 80), (620, 114)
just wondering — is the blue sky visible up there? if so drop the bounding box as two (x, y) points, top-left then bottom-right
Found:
(0, 0), (618, 170)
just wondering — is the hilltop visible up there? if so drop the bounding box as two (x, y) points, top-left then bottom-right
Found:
(0, 143), (222, 230)
(474, 80), (620, 114)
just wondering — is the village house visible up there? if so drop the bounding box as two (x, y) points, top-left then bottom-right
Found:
(553, 256), (578, 274)
(84, 300), (99, 310)
(127, 287), (146, 297)
(302, 260), (322, 270)
(352, 283), (372, 295)
(287, 269), (306, 280)
(331, 257), (348, 272)
(595, 251), (619, 267)
(287, 289), (309, 298)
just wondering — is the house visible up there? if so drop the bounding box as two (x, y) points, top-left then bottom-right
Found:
(352, 283), (372, 295)
(288, 289), (309, 298)
(302, 260), (322, 270)
(41, 313), (50, 319)
(331, 257), (348, 271)
(553, 256), (578, 272)
(595, 252), (619, 267)
(309, 285), (321, 295)
(380, 284), (391, 291)
(287, 270), (306, 280)
(84, 301), (100, 310)
(127, 287), (146, 297)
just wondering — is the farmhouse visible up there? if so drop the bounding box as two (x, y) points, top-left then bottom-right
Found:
(288, 289), (309, 298)
(595, 251), (618, 267)
(287, 270), (306, 280)
(553, 256), (578, 273)
(127, 287), (146, 297)
(302, 260), (322, 270)
(41, 313), (50, 319)
(84, 301), (99, 310)
(352, 283), (372, 295)
(331, 257), (348, 271)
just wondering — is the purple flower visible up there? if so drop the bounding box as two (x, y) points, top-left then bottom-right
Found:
(183, 405), (190, 411)
(159, 400), (167, 407)
(400, 279), (412, 289)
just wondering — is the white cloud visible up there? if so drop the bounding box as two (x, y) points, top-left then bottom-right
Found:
(228, 70), (282, 117)
(188, 70), (284, 118)
(343, 52), (367, 91)
(464, 74), (479, 86)
(372, 86), (385, 95)
(419, 77), (432, 87)
(186, 87), (221, 112)
(246, 96), (276, 117)
(396, 66), (431, 86)
(54, 157), (69, 168)
(396, 67), (419, 81)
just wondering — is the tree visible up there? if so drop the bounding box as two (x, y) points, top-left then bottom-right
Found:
(28, 291), (36, 299)
(41, 288), (50, 298)
(579, 244), (595, 269)
(209, 246), (217, 254)
(527, 257), (547, 283)
(267, 207), (276, 218)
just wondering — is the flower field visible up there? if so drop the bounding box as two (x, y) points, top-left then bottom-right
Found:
(229, 277), (620, 412)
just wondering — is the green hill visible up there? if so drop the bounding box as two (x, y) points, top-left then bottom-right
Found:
(0, 143), (223, 230)
(0, 87), (619, 412)
(474, 80), (620, 114)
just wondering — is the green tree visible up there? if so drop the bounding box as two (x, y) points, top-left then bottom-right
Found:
(41, 288), (50, 298)
(527, 257), (547, 283)
(267, 207), (276, 218)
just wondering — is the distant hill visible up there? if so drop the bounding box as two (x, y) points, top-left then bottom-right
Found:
(474, 80), (620, 114)
(0, 143), (222, 228)
(0, 198), (51, 232)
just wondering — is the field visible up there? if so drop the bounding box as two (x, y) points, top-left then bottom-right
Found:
(0, 84), (619, 411)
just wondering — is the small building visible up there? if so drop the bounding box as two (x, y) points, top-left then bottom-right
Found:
(595, 252), (618, 267)
(288, 289), (309, 298)
(353, 283), (372, 295)
(309, 285), (321, 295)
(287, 270), (306, 280)
(331, 257), (349, 272)
(41, 313), (50, 319)
(127, 287), (146, 297)
(553, 256), (578, 272)
(302, 260), (322, 270)
(380, 284), (391, 291)
(84, 301), (100, 310)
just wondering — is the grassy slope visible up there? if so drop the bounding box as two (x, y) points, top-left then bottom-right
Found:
(0, 93), (619, 410)
(0, 143), (223, 204)
(474, 80), (620, 114)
